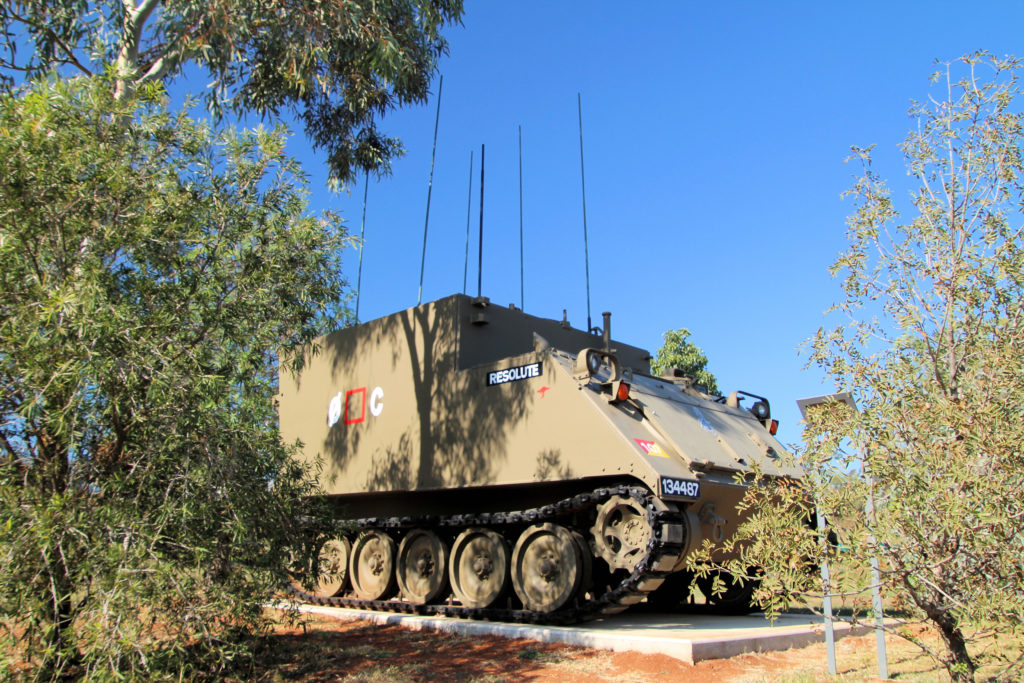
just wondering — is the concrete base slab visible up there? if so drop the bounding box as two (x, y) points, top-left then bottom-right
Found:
(293, 604), (871, 664)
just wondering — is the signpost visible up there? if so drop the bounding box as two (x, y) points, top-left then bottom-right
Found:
(796, 392), (889, 680)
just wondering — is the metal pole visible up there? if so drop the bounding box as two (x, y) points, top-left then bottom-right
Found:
(518, 125), (524, 311)
(417, 74), (443, 305)
(463, 150), (473, 295)
(797, 393), (887, 679)
(354, 171), (369, 325)
(477, 143), (484, 298)
(817, 504), (838, 676)
(577, 93), (592, 333)
(864, 467), (889, 679)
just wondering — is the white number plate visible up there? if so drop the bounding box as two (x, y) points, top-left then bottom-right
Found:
(660, 476), (701, 500)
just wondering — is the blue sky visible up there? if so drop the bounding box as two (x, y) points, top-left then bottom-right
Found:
(292, 2), (1024, 447)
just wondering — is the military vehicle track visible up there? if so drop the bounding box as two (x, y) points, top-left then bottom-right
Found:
(289, 485), (688, 624)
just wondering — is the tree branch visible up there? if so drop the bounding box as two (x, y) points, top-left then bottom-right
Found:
(114, 0), (163, 98)
(5, 8), (94, 77)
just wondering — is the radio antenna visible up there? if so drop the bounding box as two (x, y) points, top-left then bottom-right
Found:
(354, 170), (369, 325)
(477, 143), (485, 298)
(417, 74), (443, 305)
(518, 125), (525, 310)
(463, 150), (473, 294)
(577, 92), (593, 333)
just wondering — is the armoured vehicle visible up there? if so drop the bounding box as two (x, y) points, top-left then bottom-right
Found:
(279, 293), (800, 622)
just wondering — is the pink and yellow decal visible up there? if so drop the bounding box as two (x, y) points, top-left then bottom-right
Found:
(634, 438), (668, 457)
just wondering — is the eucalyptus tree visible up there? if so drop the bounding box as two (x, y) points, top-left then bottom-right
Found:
(650, 328), (719, 395)
(0, 76), (347, 680)
(687, 53), (1024, 682)
(0, 0), (463, 184)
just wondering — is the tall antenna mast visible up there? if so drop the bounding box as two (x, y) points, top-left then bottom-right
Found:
(417, 74), (443, 305)
(518, 125), (525, 310)
(577, 92), (593, 333)
(354, 170), (369, 324)
(463, 150), (473, 294)
(477, 143), (485, 298)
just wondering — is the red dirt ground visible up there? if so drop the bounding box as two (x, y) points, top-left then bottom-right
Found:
(253, 613), (897, 682)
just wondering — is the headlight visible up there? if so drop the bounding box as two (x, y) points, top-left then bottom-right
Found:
(751, 400), (770, 420)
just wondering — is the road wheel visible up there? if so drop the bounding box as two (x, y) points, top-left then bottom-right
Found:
(397, 529), (449, 604)
(449, 528), (510, 609)
(511, 523), (585, 613)
(350, 530), (397, 601)
(290, 537), (351, 598)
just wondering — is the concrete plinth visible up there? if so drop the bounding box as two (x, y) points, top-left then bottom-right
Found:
(293, 604), (870, 664)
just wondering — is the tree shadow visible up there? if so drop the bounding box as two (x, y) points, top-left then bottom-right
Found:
(533, 448), (572, 480)
(306, 295), (535, 494)
(362, 433), (413, 491)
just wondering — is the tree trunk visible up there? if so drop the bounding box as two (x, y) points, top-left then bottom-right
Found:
(39, 551), (80, 680)
(34, 429), (81, 679)
(903, 572), (977, 683)
(931, 609), (976, 683)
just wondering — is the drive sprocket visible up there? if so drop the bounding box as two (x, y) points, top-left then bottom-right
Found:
(590, 494), (662, 571)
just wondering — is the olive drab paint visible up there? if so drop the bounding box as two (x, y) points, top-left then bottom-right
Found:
(277, 293), (801, 569)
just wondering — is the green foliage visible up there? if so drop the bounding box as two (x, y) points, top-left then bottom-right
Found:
(650, 328), (719, 394)
(0, 76), (346, 680)
(0, 0), (464, 184)
(687, 53), (1024, 683)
